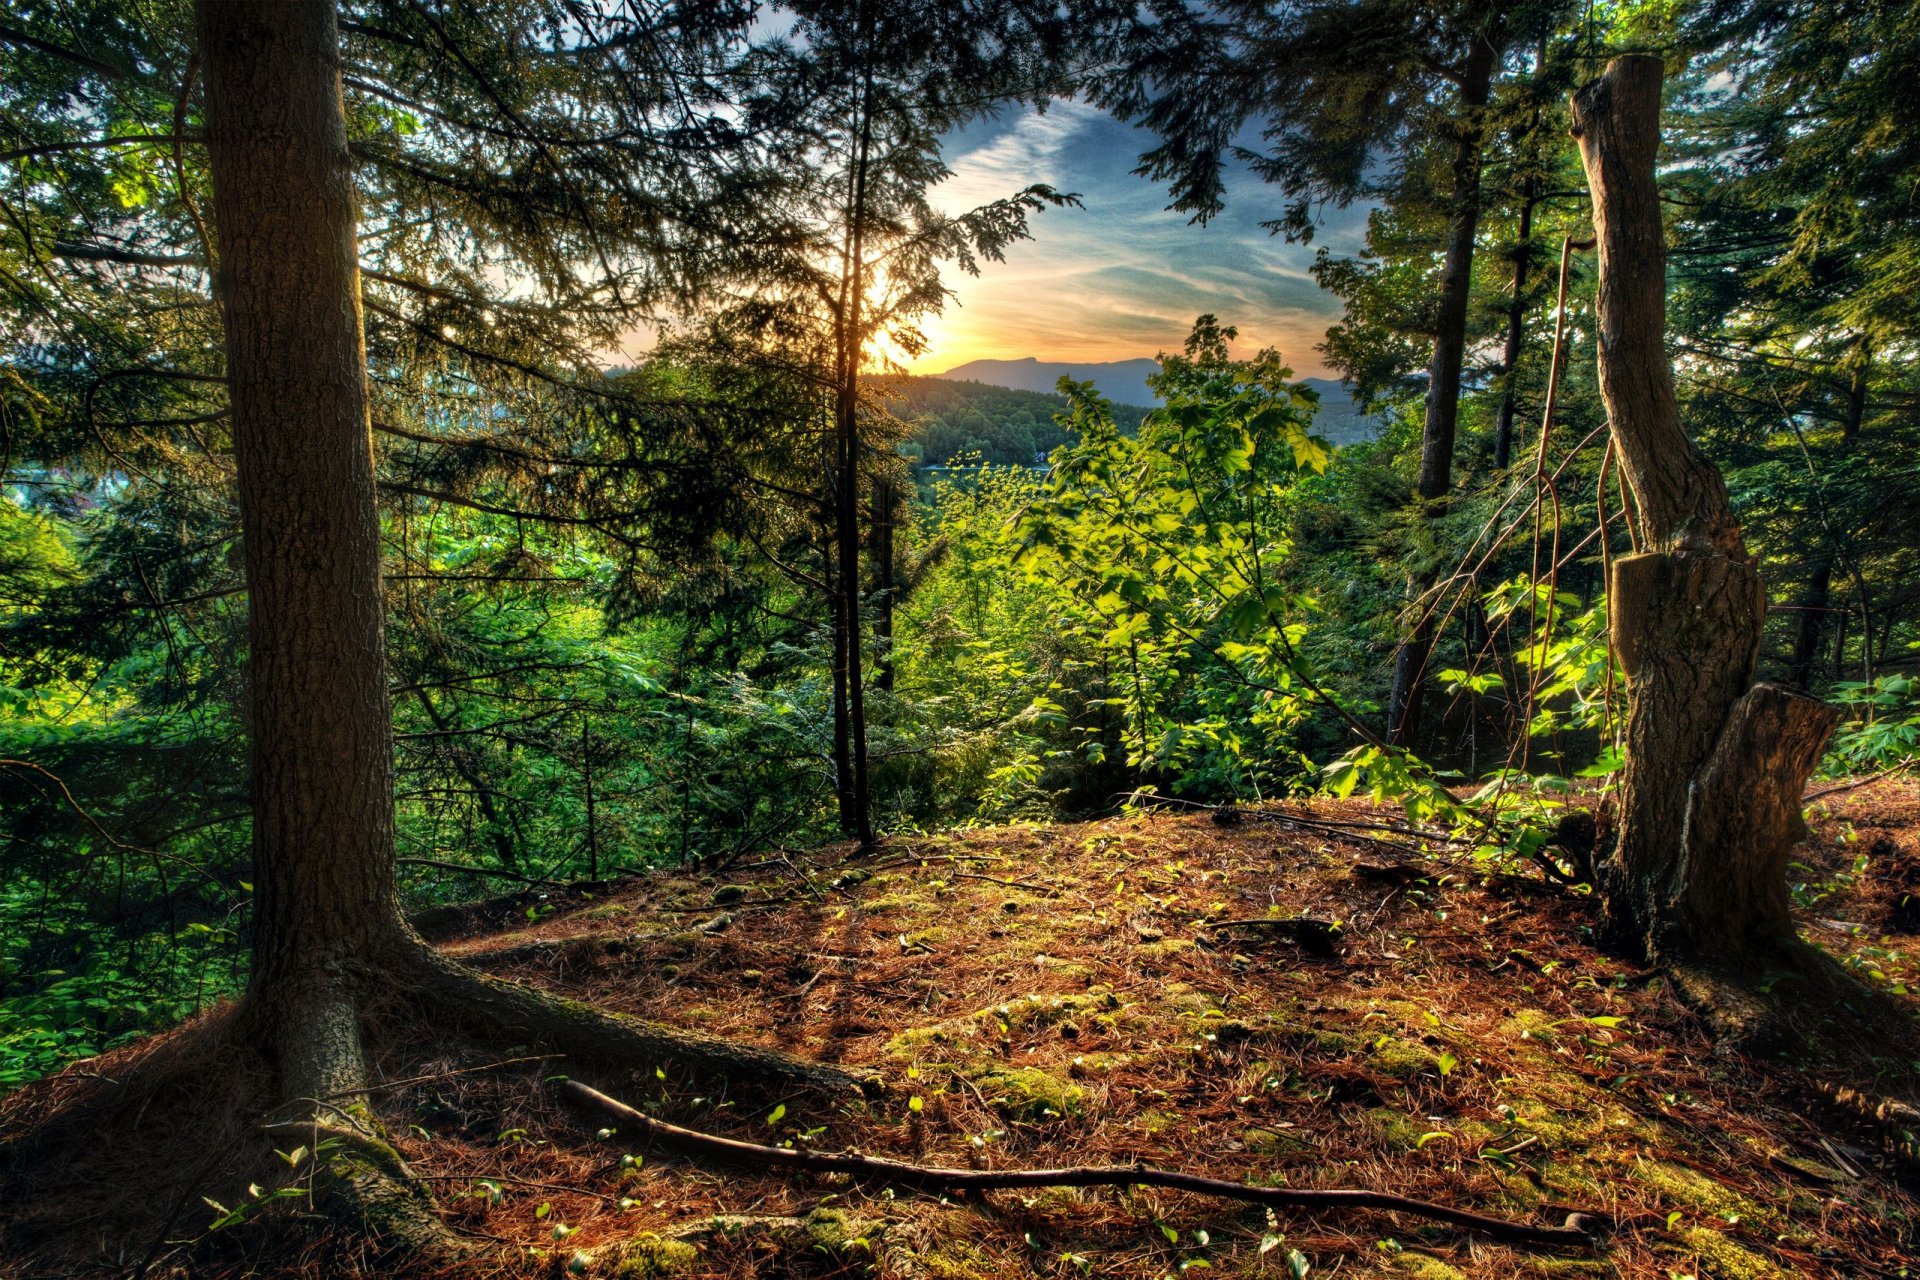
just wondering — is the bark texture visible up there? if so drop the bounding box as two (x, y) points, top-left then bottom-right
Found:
(198, 0), (409, 1017)
(1573, 56), (1837, 964)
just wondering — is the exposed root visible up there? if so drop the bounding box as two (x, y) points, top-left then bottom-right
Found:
(397, 944), (881, 1097)
(261, 991), (482, 1268)
(1806, 1079), (1920, 1168)
(554, 1079), (1606, 1250)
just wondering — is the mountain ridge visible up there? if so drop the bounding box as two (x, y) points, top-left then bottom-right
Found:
(934, 356), (1378, 445)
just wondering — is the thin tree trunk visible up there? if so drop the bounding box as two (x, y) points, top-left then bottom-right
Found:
(824, 476), (853, 826)
(832, 54), (876, 848)
(1387, 31), (1498, 748)
(580, 712), (598, 881)
(1573, 55), (1836, 965)
(410, 687), (518, 870)
(198, 0), (410, 1038)
(872, 475), (897, 694)
(1492, 175), (1537, 471)
(1788, 349), (1867, 688)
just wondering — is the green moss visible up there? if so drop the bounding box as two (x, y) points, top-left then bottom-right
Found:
(972, 1065), (1084, 1121)
(917, 1239), (1002, 1279)
(710, 884), (750, 904)
(1536, 1157), (1605, 1201)
(975, 991), (1117, 1035)
(1139, 1107), (1177, 1136)
(1639, 1159), (1768, 1223)
(803, 1206), (880, 1257)
(1674, 1227), (1789, 1280)
(612, 1236), (700, 1278)
(1309, 1028), (1361, 1055)
(1500, 1008), (1562, 1044)
(1135, 938), (1196, 963)
(583, 903), (632, 920)
(884, 1020), (973, 1059)
(1366, 1034), (1439, 1077)
(1393, 1254), (1468, 1279)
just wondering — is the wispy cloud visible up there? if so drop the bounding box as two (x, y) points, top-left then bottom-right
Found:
(935, 99), (1102, 213)
(911, 104), (1368, 377)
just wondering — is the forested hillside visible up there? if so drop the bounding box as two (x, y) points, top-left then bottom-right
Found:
(2, 1), (1918, 1277)
(884, 376), (1150, 465)
(933, 357), (1381, 446)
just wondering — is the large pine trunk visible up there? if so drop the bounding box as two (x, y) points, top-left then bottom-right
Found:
(197, 0), (411, 1070)
(1572, 56), (1837, 965)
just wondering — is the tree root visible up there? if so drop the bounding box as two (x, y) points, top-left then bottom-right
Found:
(261, 992), (484, 1267)
(1806, 1078), (1920, 1168)
(554, 1079), (1606, 1250)
(398, 944), (880, 1097)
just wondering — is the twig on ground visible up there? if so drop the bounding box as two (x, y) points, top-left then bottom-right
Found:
(1805, 760), (1916, 802)
(554, 1080), (1604, 1249)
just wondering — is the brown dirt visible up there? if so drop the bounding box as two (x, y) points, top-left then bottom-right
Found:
(7, 783), (1920, 1278)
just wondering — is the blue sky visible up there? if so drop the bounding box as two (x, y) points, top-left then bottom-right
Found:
(912, 98), (1373, 378)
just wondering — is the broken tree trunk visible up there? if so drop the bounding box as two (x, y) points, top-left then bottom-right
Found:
(1571, 55), (1837, 965)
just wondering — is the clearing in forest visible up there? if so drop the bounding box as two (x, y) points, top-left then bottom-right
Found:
(7, 784), (1919, 1278)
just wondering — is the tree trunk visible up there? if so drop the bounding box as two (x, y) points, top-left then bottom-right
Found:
(1572, 55), (1837, 965)
(1491, 175), (1537, 472)
(1788, 349), (1867, 688)
(832, 61), (876, 848)
(825, 485), (854, 826)
(198, 0), (412, 1045)
(1387, 31), (1498, 748)
(834, 381), (873, 846)
(872, 475), (897, 694)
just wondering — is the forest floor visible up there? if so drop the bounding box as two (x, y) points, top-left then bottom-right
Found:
(8, 783), (1920, 1278)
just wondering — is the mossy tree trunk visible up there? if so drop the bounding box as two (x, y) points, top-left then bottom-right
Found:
(1571, 55), (1837, 965)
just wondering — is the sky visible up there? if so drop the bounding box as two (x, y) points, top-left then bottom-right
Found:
(909, 99), (1374, 379)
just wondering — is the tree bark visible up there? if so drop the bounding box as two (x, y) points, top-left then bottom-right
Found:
(1387, 30), (1498, 748)
(1572, 55), (1837, 964)
(198, 0), (411, 1025)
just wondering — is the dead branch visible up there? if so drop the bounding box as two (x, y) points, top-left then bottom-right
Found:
(554, 1080), (1603, 1249)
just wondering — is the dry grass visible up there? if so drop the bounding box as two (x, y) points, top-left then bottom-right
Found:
(7, 785), (1920, 1278)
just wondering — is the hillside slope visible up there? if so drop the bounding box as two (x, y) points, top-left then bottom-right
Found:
(933, 358), (1381, 447)
(6, 787), (1919, 1277)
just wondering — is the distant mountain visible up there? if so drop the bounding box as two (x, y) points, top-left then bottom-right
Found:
(879, 377), (1147, 468)
(936, 357), (1160, 405)
(933, 356), (1379, 447)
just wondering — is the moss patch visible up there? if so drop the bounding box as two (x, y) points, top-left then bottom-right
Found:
(970, 1065), (1084, 1121)
(1639, 1159), (1769, 1223)
(1392, 1253), (1468, 1279)
(1366, 1034), (1439, 1077)
(609, 1235), (700, 1277)
(1674, 1226), (1789, 1280)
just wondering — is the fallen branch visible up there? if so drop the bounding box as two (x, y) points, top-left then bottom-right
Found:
(1804, 758), (1916, 803)
(555, 1080), (1602, 1249)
